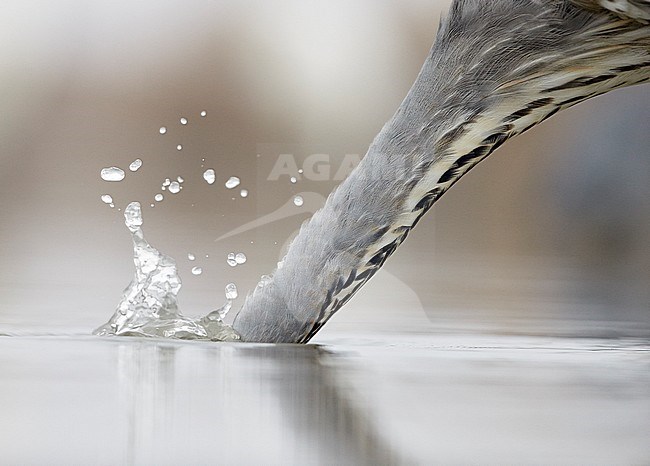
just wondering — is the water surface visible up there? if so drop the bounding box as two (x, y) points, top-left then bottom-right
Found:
(1, 332), (648, 465)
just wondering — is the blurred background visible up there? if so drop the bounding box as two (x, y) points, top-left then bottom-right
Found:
(1, 2), (649, 464)
(0, 0), (648, 337)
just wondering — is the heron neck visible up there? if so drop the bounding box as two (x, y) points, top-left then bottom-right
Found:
(233, 2), (649, 343)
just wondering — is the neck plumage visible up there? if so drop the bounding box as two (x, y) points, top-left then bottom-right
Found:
(234, 0), (650, 343)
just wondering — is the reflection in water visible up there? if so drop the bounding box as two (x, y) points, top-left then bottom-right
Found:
(117, 343), (177, 466)
(0, 335), (648, 464)
(115, 340), (400, 465)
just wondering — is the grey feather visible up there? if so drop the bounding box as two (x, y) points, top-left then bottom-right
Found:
(570, 0), (650, 21)
(233, 0), (650, 343)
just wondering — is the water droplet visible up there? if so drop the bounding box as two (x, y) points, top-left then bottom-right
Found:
(235, 253), (247, 264)
(109, 203), (115, 208)
(205, 254), (209, 258)
(101, 194), (113, 204)
(191, 266), (203, 275)
(124, 202), (143, 232)
(154, 193), (164, 202)
(180, 117), (188, 125)
(168, 181), (181, 194)
(225, 283), (238, 300)
(240, 189), (248, 198)
(290, 176), (297, 184)
(159, 126), (167, 134)
(203, 169), (216, 185)
(298, 168), (304, 174)
(188, 253), (195, 261)
(225, 176), (240, 189)
(128, 159), (142, 172)
(176, 144), (183, 151)
(200, 110), (207, 117)
(150, 203), (155, 208)
(163, 178), (171, 187)
(293, 195), (304, 207)
(218, 304), (230, 320)
(257, 275), (272, 288)
(100, 167), (125, 182)
(227, 253), (237, 267)
(177, 176), (184, 183)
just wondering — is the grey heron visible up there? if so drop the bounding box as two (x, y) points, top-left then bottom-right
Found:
(233, 0), (650, 343)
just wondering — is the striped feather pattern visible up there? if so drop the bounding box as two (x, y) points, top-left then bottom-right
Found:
(233, 0), (650, 343)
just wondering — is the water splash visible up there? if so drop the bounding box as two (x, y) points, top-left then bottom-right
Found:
(94, 202), (240, 342)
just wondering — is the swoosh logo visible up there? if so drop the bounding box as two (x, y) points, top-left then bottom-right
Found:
(214, 191), (326, 242)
